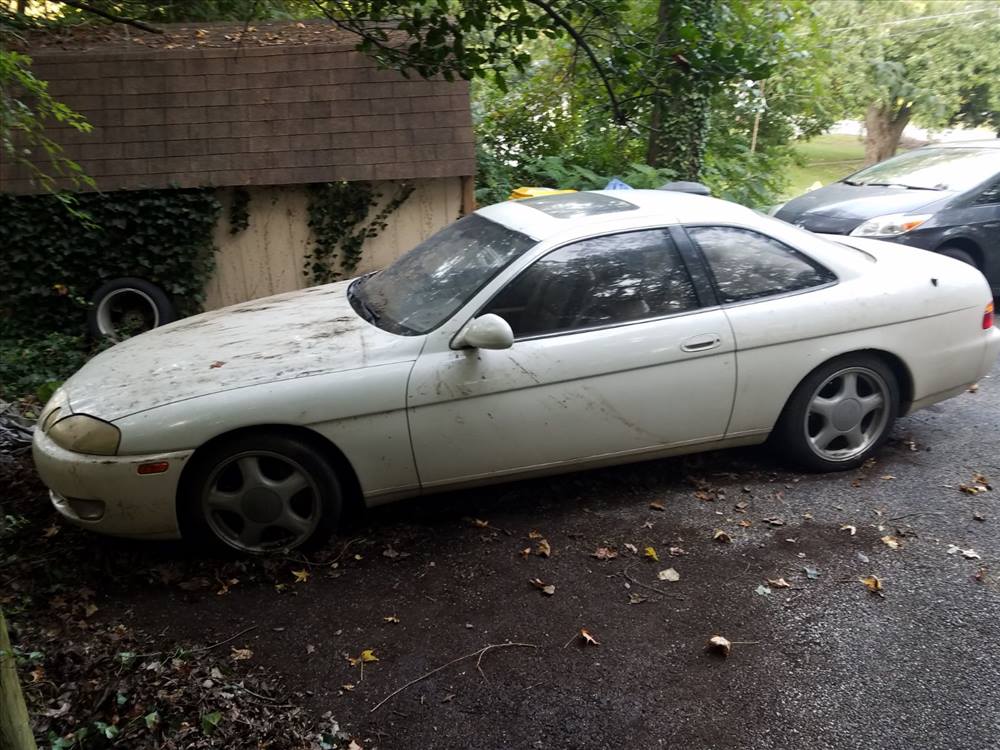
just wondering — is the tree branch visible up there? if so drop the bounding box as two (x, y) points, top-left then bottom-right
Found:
(56, 0), (164, 34)
(524, 0), (626, 125)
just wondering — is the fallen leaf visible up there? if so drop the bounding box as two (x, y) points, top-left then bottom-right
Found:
(856, 551), (870, 563)
(347, 649), (379, 666)
(804, 567), (820, 580)
(657, 567), (680, 582)
(840, 524), (857, 536)
(382, 547), (400, 559)
(292, 569), (310, 583)
(42, 524), (60, 539)
(591, 547), (618, 560)
(29, 666), (44, 683)
(383, 615), (400, 624)
(519, 547), (531, 557)
(880, 535), (900, 549)
(668, 546), (687, 557)
(973, 512), (986, 522)
(764, 517), (786, 527)
(624, 543), (638, 554)
(348, 740), (363, 750)
(881, 475), (896, 481)
(947, 544), (981, 560)
(209, 360), (225, 369)
(579, 628), (600, 646)
(470, 518), (490, 528)
(712, 529), (732, 544)
(644, 546), (659, 562)
(959, 484), (984, 495)
(536, 539), (551, 558)
(860, 575), (883, 594)
(342, 683), (355, 691)
(705, 635), (732, 658)
(734, 501), (748, 511)
(755, 585), (771, 596)
(628, 592), (648, 605)
(767, 577), (790, 589)
(230, 647), (253, 661)
(649, 502), (666, 511)
(527, 530), (543, 539)
(738, 519), (752, 528)
(529, 578), (556, 596)
(642, 521), (654, 529)
(84, 603), (98, 618)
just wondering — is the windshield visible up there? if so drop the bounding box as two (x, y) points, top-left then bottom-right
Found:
(349, 214), (536, 335)
(844, 147), (1000, 192)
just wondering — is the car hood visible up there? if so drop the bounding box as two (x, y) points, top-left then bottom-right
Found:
(776, 182), (952, 234)
(64, 280), (423, 421)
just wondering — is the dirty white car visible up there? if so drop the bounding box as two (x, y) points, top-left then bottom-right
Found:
(33, 190), (1000, 553)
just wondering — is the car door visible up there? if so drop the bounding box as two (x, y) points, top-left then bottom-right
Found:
(680, 224), (841, 439)
(406, 227), (737, 489)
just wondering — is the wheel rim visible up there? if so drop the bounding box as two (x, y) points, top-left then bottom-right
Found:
(804, 366), (890, 462)
(201, 450), (321, 553)
(96, 288), (160, 341)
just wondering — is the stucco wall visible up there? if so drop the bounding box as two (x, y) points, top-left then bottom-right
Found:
(204, 177), (465, 310)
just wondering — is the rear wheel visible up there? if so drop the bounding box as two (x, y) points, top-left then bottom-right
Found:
(775, 354), (899, 472)
(179, 433), (341, 554)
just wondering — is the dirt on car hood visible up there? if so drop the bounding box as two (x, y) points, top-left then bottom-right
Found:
(63, 280), (421, 421)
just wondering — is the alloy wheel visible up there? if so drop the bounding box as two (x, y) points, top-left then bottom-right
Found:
(804, 366), (890, 462)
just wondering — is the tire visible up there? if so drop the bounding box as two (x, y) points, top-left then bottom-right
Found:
(938, 246), (978, 268)
(178, 433), (342, 555)
(87, 277), (176, 341)
(774, 353), (899, 472)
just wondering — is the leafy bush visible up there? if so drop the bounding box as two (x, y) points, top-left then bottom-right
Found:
(0, 188), (221, 340)
(0, 333), (94, 404)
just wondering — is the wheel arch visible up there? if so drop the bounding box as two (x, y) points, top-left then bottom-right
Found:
(176, 423), (365, 521)
(935, 237), (983, 268)
(774, 348), (915, 428)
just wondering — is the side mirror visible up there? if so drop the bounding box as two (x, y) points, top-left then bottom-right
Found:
(453, 314), (514, 350)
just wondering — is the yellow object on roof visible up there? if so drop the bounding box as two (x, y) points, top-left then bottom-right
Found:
(508, 186), (578, 200)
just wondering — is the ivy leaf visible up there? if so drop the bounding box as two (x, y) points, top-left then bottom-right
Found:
(201, 711), (223, 734)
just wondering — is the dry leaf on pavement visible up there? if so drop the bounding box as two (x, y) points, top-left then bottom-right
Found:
(591, 547), (618, 560)
(860, 575), (883, 595)
(292, 569), (310, 583)
(579, 628), (600, 646)
(840, 524), (857, 535)
(767, 578), (790, 588)
(657, 567), (680, 582)
(880, 535), (900, 549)
(713, 529), (732, 544)
(230, 648), (253, 661)
(536, 539), (551, 558)
(705, 635), (732, 658)
(529, 578), (556, 596)
(644, 546), (660, 562)
(649, 502), (666, 511)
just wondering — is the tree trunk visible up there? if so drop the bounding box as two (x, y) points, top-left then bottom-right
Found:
(863, 102), (911, 165)
(645, 0), (718, 181)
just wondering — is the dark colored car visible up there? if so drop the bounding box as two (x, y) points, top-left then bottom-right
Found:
(774, 141), (1000, 292)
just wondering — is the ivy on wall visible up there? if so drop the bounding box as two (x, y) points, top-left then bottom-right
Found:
(228, 186), (250, 234)
(0, 188), (221, 339)
(305, 181), (414, 284)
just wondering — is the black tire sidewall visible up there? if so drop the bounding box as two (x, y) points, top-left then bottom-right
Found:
(938, 247), (977, 268)
(178, 433), (342, 554)
(775, 354), (900, 472)
(87, 277), (176, 339)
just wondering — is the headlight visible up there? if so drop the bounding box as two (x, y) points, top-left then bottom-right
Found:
(48, 414), (121, 455)
(849, 213), (932, 238)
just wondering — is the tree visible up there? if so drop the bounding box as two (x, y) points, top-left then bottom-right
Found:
(817, 0), (1000, 164)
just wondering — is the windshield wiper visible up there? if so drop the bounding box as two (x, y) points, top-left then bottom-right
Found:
(857, 181), (939, 191)
(347, 278), (380, 323)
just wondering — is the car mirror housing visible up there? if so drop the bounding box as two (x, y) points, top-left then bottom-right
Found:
(453, 314), (514, 350)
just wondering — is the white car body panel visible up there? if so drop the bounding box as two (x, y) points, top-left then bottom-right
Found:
(31, 189), (1000, 541)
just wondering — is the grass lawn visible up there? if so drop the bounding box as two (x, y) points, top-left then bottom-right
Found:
(783, 133), (867, 198)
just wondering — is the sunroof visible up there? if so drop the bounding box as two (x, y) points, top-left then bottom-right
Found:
(518, 192), (638, 219)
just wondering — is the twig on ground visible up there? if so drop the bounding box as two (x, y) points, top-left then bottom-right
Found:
(620, 562), (687, 601)
(370, 641), (538, 713)
(133, 624), (258, 659)
(887, 511), (946, 522)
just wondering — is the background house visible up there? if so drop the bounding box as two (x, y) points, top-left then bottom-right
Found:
(0, 21), (476, 310)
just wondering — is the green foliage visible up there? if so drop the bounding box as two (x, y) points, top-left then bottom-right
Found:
(0, 333), (93, 403)
(305, 181), (414, 283)
(228, 186), (251, 234)
(0, 47), (94, 194)
(0, 188), (221, 340)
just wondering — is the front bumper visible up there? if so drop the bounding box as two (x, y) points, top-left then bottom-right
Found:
(32, 428), (191, 540)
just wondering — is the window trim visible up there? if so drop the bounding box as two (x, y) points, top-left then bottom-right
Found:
(463, 226), (711, 345)
(680, 223), (839, 307)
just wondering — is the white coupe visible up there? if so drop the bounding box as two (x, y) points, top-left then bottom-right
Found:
(32, 190), (1000, 553)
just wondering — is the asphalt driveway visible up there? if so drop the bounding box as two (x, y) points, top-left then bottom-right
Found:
(93, 363), (1000, 749)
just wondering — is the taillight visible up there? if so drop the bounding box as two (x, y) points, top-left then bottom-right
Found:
(983, 302), (994, 330)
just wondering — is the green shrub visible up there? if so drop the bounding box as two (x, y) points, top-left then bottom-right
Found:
(0, 333), (93, 404)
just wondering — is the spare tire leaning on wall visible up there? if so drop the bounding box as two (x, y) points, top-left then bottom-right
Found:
(86, 277), (177, 341)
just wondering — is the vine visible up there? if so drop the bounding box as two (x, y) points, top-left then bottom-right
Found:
(305, 181), (415, 284)
(228, 186), (250, 234)
(0, 188), (221, 340)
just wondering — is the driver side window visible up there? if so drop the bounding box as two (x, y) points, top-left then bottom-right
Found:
(483, 229), (700, 338)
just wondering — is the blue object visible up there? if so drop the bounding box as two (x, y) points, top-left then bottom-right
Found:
(604, 178), (633, 190)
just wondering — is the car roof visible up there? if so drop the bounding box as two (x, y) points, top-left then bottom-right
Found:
(476, 189), (761, 241)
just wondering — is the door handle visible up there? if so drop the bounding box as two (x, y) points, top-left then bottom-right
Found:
(681, 334), (721, 353)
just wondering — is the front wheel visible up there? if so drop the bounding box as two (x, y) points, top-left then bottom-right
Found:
(179, 433), (341, 554)
(774, 354), (899, 472)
